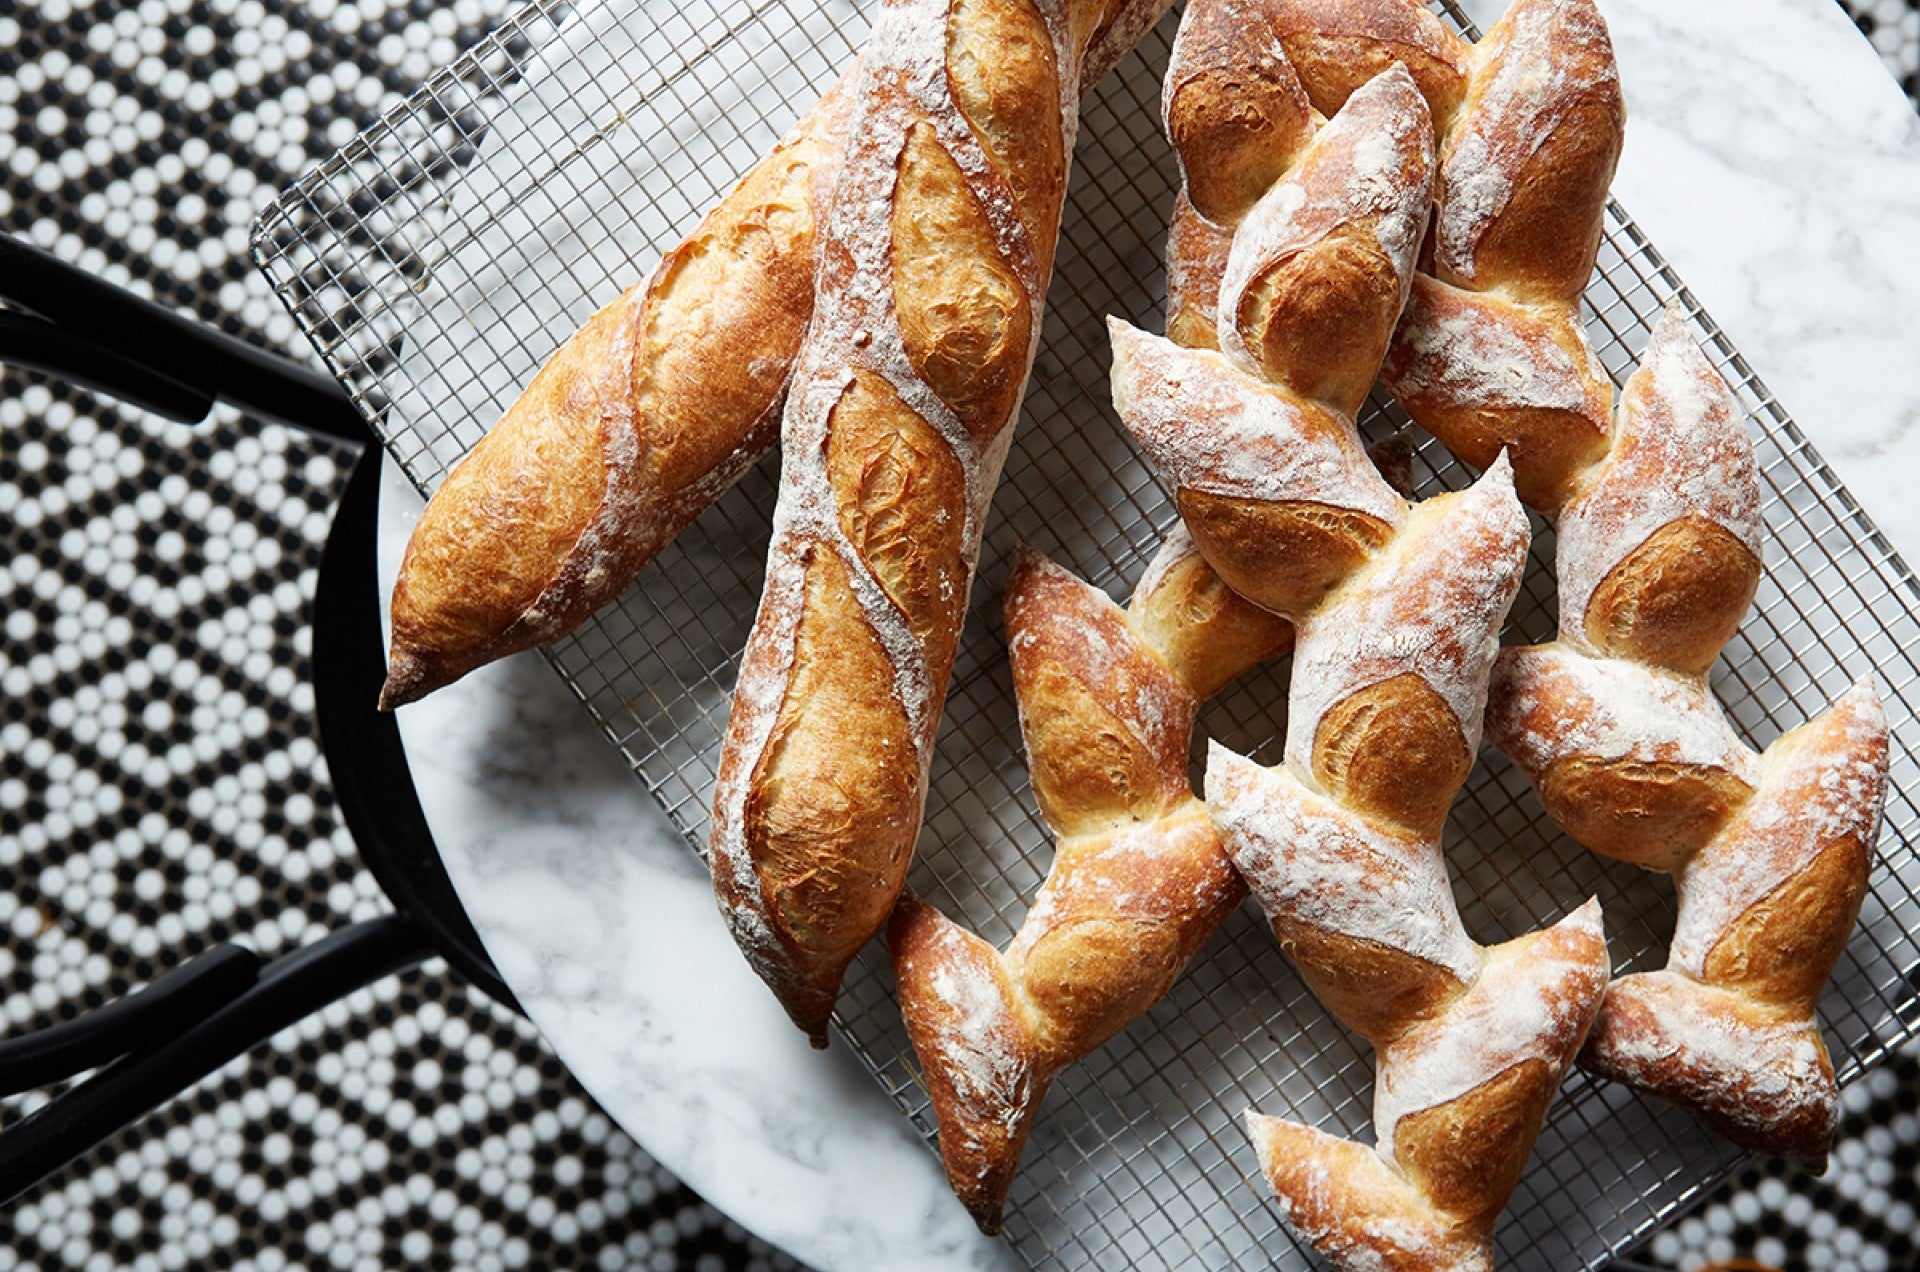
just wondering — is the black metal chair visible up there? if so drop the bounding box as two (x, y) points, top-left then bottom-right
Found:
(0, 230), (514, 1205)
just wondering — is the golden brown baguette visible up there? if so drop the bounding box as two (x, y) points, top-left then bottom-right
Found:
(1243, 0), (1625, 511)
(381, 80), (855, 708)
(889, 535), (1288, 1233)
(1484, 306), (1890, 1163)
(707, 0), (1159, 1042)
(380, 2), (1172, 708)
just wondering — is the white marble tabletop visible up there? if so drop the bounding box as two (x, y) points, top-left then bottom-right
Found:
(378, 2), (1920, 1269)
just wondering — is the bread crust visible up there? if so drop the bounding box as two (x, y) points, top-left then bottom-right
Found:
(1485, 308), (1890, 1162)
(381, 0), (1176, 707)
(1121, 32), (1611, 1264)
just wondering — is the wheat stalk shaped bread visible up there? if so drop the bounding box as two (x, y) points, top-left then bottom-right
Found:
(1484, 305), (1892, 1163)
(1262, 0), (1892, 1168)
(888, 530), (1290, 1233)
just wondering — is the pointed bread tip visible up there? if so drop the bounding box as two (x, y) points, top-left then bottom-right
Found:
(378, 652), (430, 711)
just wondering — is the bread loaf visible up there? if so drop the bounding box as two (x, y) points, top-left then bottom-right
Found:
(708, 0), (1158, 1042)
(1485, 306), (1890, 1162)
(1196, 463), (1610, 1272)
(1235, 0), (1625, 512)
(890, 534), (1288, 1233)
(380, 0), (1173, 708)
(1105, 29), (1613, 1263)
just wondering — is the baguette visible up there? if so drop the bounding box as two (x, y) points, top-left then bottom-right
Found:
(381, 1), (1171, 708)
(707, 0), (1151, 1042)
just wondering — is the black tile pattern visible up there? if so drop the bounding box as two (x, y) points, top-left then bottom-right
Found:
(0, 0), (1915, 1269)
(0, 0), (796, 1267)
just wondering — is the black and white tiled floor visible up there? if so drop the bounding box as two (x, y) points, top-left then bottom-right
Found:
(0, 1), (1916, 1270)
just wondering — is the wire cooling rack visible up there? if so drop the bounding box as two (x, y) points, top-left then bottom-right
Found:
(252, 0), (1920, 1266)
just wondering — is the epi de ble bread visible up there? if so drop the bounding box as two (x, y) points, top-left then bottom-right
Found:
(1107, 8), (1612, 1261)
(1485, 306), (1891, 1163)
(1182, 456), (1609, 1272)
(1241, 0), (1625, 512)
(889, 533), (1289, 1233)
(707, 0), (1154, 1043)
(378, 0), (1170, 709)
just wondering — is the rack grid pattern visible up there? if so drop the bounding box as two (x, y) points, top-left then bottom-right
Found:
(253, 0), (1920, 1266)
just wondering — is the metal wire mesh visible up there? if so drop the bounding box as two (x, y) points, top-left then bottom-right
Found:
(252, 0), (1920, 1266)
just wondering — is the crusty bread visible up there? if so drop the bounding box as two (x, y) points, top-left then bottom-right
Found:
(1106, 25), (1612, 1262)
(1248, 0), (1625, 512)
(382, 80), (854, 708)
(708, 0), (1158, 1043)
(890, 536), (1288, 1233)
(379, 0), (1173, 709)
(1201, 465), (1612, 1272)
(1485, 306), (1891, 1163)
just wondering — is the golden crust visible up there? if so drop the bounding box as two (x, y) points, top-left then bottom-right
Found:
(1246, 1115), (1492, 1272)
(382, 0), (1174, 710)
(1125, 529), (1293, 698)
(1271, 0), (1470, 128)
(1004, 549), (1196, 836)
(1177, 489), (1395, 620)
(1312, 672), (1470, 841)
(1585, 516), (1762, 677)
(1444, 0), (1623, 301)
(738, 547), (922, 1041)
(826, 371), (970, 679)
(1537, 755), (1751, 872)
(1234, 228), (1403, 417)
(893, 122), (1034, 449)
(1164, 0), (1314, 226)
(947, 0), (1065, 263)
(1164, 191), (1232, 350)
(1380, 276), (1612, 513)
(383, 88), (845, 707)
(716, 0), (1109, 1041)
(890, 543), (1272, 1232)
(887, 894), (1044, 1235)
(1581, 971), (1840, 1162)
(1272, 920), (1466, 1046)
